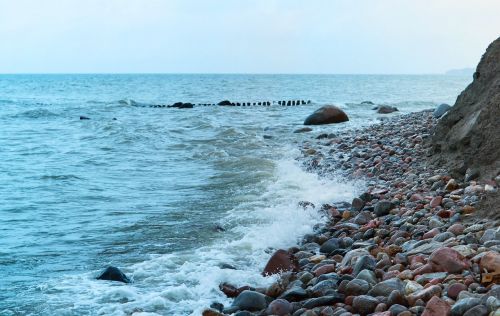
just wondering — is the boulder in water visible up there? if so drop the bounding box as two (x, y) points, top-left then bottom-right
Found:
(262, 249), (298, 276)
(304, 105), (349, 125)
(96, 266), (130, 283)
(376, 105), (398, 114)
(79, 116), (90, 120)
(218, 100), (232, 106)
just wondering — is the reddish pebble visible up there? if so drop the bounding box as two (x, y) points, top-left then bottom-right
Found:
(447, 283), (467, 300)
(430, 196), (442, 208)
(410, 193), (424, 201)
(421, 296), (451, 316)
(437, 210), (452, 218)
(423, 228), (440, 239)
(447, 224), (464, 235)
(314, 264), (336, 277)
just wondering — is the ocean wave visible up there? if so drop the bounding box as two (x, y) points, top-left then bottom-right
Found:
(118, 99), (152, 107)
(39, 174), (82, 181)
(9, 109), (59, 119)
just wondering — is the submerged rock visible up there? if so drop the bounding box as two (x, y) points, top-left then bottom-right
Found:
(96, 266), (130, 283)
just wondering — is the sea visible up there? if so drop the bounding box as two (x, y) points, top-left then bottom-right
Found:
(0, 74), (471, 315)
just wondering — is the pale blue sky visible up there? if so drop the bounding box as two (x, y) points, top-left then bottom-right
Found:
(0, 0), (499, 74)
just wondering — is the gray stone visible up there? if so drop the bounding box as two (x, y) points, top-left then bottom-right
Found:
(352, 255), (376, 276)
(302, 294), (344, 309)
(368, 278), (404, 297)
(433, 103), (451, 118)
(319, 238), (341, 254)
(463, 304), (488, 316)
(373, 200), (395, 216)
(279, 286), (308, 301)
(451, 298), (481, 316)
(356, 269), (378, 285)
(352, 295), (379, 315)
(232, 290), (268, 311)
(345, 278), (370, 296)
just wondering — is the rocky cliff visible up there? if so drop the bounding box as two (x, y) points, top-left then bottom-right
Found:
(430, 37), (500, 181)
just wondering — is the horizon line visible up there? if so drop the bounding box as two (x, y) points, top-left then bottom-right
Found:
(0, 71), (473, 76)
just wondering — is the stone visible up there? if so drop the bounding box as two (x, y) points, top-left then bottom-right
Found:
(480, 228), (500, 244)
(387, 289), (407, 306)
(232, 290), (268, 311)
(405, 281), (423, 295)
(462, 304), (488, 316)
(202, 309), (225, 316)
(373, 200), (395, 217)
(429, 247), (470, 273)
(421, 296), (451, 316)
(479, 251), (500, 272)
(79, 115), (90, 120)
(279, 286), (308, 301)
(433, 103), (451, 118)
(217, 100), (232, 106)
(262, 249), (298, 276)
(389, 304), (408, 315)
(302, 294), (344, 309)
(345, 278), (370, 296)
(407, 285), (442, 306)
(450, 298), (481, 316)
(430, 196), (443, 208)
(304, 105), (349, 125)
(376, 105), (398, 114)
(351, 197), (365, 212)
(447, 283), (467, 300)
(352, 295), (379, 315)
(96, 266), (130, 283)
(341, 249), (370, 267)
(265, 299), (292, 316)
(314, 264), (336, 277)
(352, 255), (376, 276)
(368, 278), (404, 297)
(448, 224), (465, 235)
(320, 238), (341, 254)
(294, 127), (313, 133)
(445, 179), (459, 191)
(357, 269), (378, 285)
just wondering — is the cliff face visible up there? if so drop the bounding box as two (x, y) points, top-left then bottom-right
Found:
(430, 37), (500, 180)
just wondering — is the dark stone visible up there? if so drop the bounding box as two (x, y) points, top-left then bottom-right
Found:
(361, 101), (374, 105)
(450, 298), (481, 316)
(373, 200), (395, 217)
(352, 295), (379, 315)
(210, 302), (224, 312)
(351, 197), (365, 212)
(96, 266), (130, 283)
(218, 100), (232, 106)
(463, 304), (488, 316)
(278, 286), (308, 301)
(262, 249), (298, 276)
(302, 294), (344, 309)
(232, 290), (269, 311)
(376, 105), (398, 114)
(79, 116), (90, 120)
(319, 238), (341, 254)
(352, 255), (376, 276)
(294, 127), (313, 133)
(368, 278), (404, 297)
(304, 105), (349, 125)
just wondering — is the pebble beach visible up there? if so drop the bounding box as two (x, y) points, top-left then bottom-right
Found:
(205, 110), (500, 316)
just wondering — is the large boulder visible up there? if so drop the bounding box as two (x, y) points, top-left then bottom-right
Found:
(262, 249), (298, 276)
(376, 105), (398, 114)
(304, 105), (349, 125)
(96, 266), (130, 283)
(429, 37), (500, 180)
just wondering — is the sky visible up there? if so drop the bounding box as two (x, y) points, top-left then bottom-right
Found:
(0, 0), (499, 74)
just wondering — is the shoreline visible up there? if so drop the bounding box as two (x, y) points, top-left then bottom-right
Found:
(204, 110), (500, 316)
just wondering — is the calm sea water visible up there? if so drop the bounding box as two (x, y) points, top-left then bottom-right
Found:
(0, 74), (470, 315)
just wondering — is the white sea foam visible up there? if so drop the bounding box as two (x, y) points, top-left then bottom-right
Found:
(40, 150), (362, 316)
